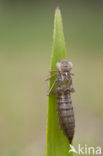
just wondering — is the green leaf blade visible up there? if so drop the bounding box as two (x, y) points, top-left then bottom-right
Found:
(46, 8), (73, 156)
(51, 7), (67, 69)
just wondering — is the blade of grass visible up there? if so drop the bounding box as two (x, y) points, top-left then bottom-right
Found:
(46, 7), (73, 156)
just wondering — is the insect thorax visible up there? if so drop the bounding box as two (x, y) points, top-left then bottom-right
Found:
(58, 72), (72, 87)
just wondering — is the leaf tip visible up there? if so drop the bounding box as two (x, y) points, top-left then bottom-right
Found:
(56, 6), (60, 11)
(55, 6), (61, 15)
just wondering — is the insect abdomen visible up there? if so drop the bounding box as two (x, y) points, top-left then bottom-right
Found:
(57, 93), (75, 144)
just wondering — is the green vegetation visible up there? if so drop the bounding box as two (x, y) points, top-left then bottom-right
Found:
(46, 8), (73, 156)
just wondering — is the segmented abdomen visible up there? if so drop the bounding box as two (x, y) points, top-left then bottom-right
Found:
(57, 94), (75, 144)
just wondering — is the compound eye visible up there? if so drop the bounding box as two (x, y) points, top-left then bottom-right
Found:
(56, 62), (61, 69)
(68, 62), (73, 68)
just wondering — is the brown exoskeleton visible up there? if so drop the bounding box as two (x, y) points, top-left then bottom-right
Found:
(46, 60), (75, 144)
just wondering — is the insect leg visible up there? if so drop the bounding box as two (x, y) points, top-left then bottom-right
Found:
(53, 87), (59, 94)
(70, 72), (74, 76)
(64, 87), (75, 93)
(45, 73), (57, 81)
(47, 79), (57, 96)
(53, 87), (62, 94)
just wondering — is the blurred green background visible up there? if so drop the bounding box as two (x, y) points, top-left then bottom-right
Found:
(0, 0), (103, 156)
